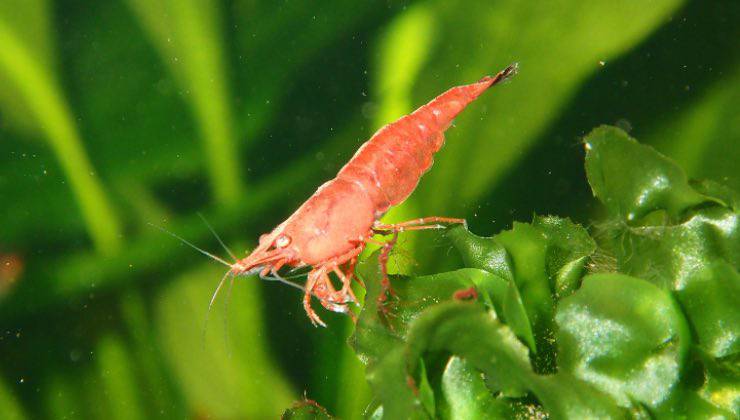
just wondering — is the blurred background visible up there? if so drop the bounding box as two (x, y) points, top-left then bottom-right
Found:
(0, 0), (737, 418)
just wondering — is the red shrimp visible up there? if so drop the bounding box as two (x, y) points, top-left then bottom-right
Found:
(226, 64), (516, 326)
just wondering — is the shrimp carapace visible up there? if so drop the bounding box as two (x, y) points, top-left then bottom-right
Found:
(234, 63), (518, 326)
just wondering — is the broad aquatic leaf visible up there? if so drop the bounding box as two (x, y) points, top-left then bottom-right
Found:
(579, 124), (739, 414)
(531, 216), (596, 298)
(352, 249), (622, 419)
(125, 0), (242, 205)
(446, 227), (535, 351)
(494, 223), (555, 359)
(96, 334), (146, 420)
(448, 218), (595, 361)
(584, 125), (715, 221)
(350, 254), (530, 419)
(360, 300), (623, 419)
(692, 179), (740, 211)
(672, 353), (739, 417)
(556, 273), (690, 412)
(376, 303), (533, 418)
(604, 207), (739, 289)
(359, 241), (536, 355)
(0, 0), (122, 253)
(281, 399), (334, 420)
(439, 357), (516, 419)
(605, 181), (740, 357)
(446, 226), (513, 280)
(696, 356), (740, 417)
(679, 261), (740, 359)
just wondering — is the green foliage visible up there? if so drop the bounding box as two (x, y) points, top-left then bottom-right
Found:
(291, 126), (739, 418)
(282, 399), (334, 420)
(1, 1), (738, 418)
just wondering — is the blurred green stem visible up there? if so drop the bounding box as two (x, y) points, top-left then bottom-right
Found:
(0, 374), (26, 420)
(0, 21), (122, 254)
(126, 0), (243, 206)
(96, 334), (145, 420)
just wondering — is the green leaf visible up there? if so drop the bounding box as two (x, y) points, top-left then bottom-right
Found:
(555, 273), (690, 412)
(584, 125), (715, 221)
(531, 216), (597, 298)
(447, 226), (514, 281)
(96, 334), (146, 420)
(379, 303), (533, 418)
(679, 261), (740, 359)
(0, 0), (122, 253)
(350, 254), (533, 419)
(692, 179), (740, 211)
(494, 223), (554, 356)
(440, 357), (515, 420)
(124, 0), (242, 205)
(281, 399), (334, 420)
(448, 217), (595, 361)
(593, 160), (739, 359)
(359, 299), (624, 419)
(695, 356), (740, 417)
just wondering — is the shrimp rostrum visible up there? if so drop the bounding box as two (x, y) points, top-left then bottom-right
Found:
(233, 64), (517, 326)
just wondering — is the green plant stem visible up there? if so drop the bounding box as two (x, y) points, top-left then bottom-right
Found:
(126, 0), (243, 206)
(0, 21), (122, 254)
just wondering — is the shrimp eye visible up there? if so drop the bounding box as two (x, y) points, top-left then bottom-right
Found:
(275, 234), (291, 248)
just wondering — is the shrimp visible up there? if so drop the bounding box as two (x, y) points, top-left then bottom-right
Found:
(230, 64), (517, 326)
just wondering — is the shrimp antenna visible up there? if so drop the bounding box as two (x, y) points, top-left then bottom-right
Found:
(196, 212), (237, 262)
(260, 273), (306, 292)
(222, 274), (236, 357)
(201, 269), (233, 349)
(148, 222), (232, 267)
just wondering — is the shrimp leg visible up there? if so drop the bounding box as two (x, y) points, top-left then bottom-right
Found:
(304, 245), (365, 327)
(372, 217), (466, 233)
(376, 231), (399, 306)
(304, 269), (327, 327)
(372, 217), (466, 314)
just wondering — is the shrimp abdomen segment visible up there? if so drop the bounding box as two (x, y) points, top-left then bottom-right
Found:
(335, 75), (501, 211)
